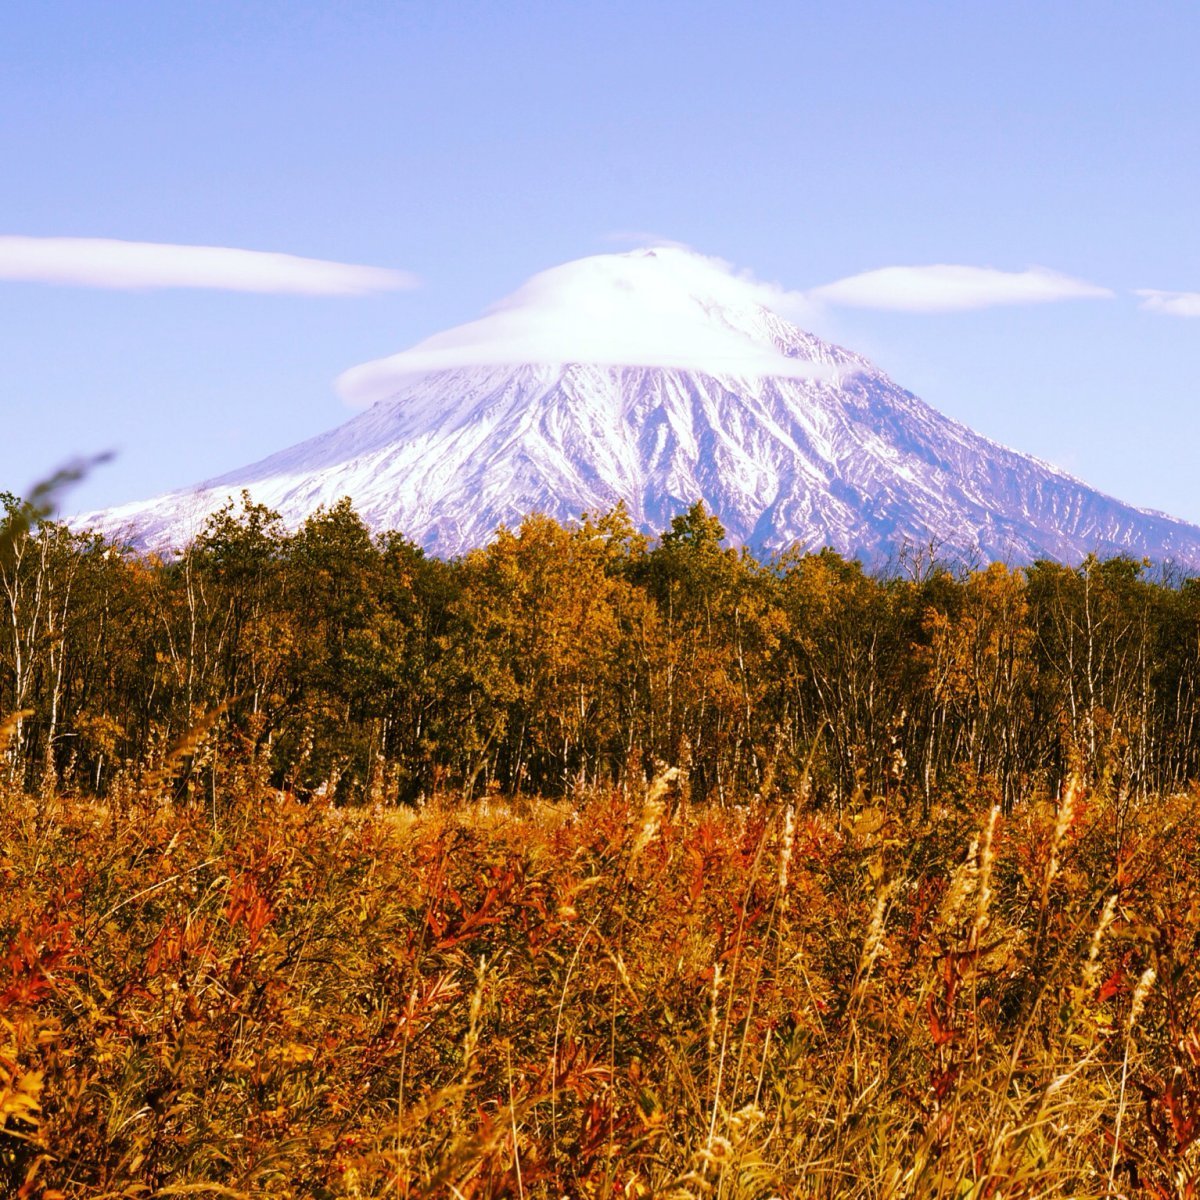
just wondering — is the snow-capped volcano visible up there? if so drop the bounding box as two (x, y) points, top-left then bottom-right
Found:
(77, 247), (1200, 566)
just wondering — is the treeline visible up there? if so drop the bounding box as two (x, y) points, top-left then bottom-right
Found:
(3, 490), (1200, 808)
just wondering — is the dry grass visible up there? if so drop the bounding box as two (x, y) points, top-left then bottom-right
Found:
(4, 764), (1200, 1197)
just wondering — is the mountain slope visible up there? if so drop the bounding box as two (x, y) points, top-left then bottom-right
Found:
(75, 247), (1200, 567)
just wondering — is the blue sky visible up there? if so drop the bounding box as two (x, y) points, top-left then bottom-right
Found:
(3, 1), (1199, 523)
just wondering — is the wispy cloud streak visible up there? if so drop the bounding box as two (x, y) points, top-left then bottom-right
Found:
(0, 236), (416, 295)
(1135, 289), (1200, 318)
(809, 264), (1113, 312)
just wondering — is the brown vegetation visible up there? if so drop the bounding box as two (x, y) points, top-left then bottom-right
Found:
(5, 767), (1200, 1195)
(5, 494), (1200, 1195)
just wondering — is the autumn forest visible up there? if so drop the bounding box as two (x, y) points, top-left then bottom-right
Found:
(6, 491), (1200, 809)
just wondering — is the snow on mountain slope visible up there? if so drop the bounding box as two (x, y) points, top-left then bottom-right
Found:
(75, 247), (1200, 567)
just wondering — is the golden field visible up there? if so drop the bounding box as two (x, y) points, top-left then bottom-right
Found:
(5, 764), (1200, 1198)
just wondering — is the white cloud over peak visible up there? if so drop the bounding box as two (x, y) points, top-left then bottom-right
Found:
(1135, 289), (1200, 318)
(0, 236), (416, 295)
(337, 246), (832, 405)
(808, 264), (1113, 313)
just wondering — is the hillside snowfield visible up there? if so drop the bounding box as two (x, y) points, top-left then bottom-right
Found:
(76, 247), (1200, 566)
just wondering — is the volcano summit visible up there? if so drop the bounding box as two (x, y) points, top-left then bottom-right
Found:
(78, 247), (1200, 567)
